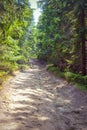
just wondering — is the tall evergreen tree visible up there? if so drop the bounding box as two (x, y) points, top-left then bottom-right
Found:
(36, 0), (87, 75)
(0, 0), (33, 77)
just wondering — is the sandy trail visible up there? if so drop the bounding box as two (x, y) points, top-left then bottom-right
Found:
(0, 60), (87, 130)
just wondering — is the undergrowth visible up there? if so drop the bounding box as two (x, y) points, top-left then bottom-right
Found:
(0, 63), (30, 90)
(47, 64), (87, 91)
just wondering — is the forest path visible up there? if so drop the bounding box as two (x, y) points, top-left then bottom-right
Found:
(0, 59), (87, 130)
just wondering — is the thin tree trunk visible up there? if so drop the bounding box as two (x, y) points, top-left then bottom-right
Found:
(81, 7), (86, 75)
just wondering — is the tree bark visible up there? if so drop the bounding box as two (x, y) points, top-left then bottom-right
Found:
(81, 7), (86, 75)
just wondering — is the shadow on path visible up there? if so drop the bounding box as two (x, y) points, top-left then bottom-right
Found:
(0, 59), (87, 130)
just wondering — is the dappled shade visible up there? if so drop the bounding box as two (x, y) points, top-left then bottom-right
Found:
(0, 62), (87, 130)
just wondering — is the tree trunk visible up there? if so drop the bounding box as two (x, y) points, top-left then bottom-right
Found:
(81, 7), (86, 75)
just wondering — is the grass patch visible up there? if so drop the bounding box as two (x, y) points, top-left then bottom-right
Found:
(0, 71), (8, 85)
(47, 64), (87, 91)
(64, 72), (87, 85)
(76, 83), (87, 91)
(47, 64), (65, 78)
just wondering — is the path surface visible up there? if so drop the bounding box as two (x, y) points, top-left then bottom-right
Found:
(0, 60), (87, 130)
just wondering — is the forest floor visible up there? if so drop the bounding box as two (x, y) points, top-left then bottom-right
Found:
(0, 59), (87, 130)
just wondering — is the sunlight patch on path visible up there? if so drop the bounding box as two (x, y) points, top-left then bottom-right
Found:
(0, 61), (87, 130)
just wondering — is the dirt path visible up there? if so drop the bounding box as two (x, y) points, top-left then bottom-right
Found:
(0, 60), (87, 130)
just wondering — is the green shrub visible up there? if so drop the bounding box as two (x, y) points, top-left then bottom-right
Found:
(19, 64), (29, 71)
(0, 62), (18, 73)
(0, 71), (8, 85)
(47, 65), (65, 78)
(49, 66), (58, 72)
(0, 62), (19, 85)
(65, 72), (87, 86)
(48, 65), (87, 89)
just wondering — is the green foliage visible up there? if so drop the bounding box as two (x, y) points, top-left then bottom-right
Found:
(76, 83), (87, 91)
(0, 71), (8, 85)
(48, 65), (87, 90)
(47, 65), (65, 78)
(0, 0), (33, 85)
(36, 0), (87, 75)
(65, 72), (87, 85)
